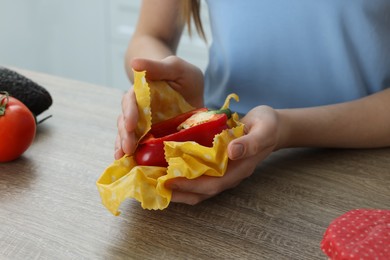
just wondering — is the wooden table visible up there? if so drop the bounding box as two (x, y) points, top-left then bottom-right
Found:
(1, 68), (389, 260)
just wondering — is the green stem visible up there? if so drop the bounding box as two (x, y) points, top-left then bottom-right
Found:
(210, 108), (232, 119)
(0, 91), (9, 116)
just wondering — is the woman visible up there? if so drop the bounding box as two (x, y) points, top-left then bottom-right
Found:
(115, 0), (390, 205)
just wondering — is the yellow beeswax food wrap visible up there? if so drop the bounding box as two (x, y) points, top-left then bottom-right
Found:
(96, 70), (244, 215)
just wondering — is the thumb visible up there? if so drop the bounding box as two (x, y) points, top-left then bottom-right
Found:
(228, 133), (261, 160)
(131, 56), (179, 82)
(227, 119), (275, 160)
(228, 123), (259, 160)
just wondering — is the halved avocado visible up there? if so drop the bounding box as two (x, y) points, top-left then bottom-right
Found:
(0, 67), (52, 116)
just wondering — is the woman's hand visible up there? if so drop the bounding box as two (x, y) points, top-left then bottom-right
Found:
(133, 56), (205, 108)
(115, 56), (204, 160)
(164, 105), (285, 205)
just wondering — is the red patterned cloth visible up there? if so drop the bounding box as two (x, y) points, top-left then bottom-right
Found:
(321, 209), (390, 260)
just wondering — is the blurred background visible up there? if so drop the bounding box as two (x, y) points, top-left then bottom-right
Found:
(0, 0), (211, 91)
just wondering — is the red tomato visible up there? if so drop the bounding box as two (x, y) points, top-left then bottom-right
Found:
(0, 92), (36, 162)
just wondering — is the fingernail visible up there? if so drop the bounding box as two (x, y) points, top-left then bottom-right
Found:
(121, 139), (127, 153)
(230, 143), (244, 159)
(114, 148), (121, 159)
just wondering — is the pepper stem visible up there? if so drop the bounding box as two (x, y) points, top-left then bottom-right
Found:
(221, 93), (239, 110)
(212, 108), (232, 119)
(0, 91), (9, 116)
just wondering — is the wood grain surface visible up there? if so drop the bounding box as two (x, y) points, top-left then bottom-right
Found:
(1, 68), (389, 260)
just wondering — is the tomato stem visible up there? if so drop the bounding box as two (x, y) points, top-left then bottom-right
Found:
(0, 91), (9, 116)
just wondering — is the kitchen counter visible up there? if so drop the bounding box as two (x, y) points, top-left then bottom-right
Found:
(1, 68), (389, 259)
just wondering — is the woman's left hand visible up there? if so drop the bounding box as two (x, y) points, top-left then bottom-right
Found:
(164, 105), (285, 205)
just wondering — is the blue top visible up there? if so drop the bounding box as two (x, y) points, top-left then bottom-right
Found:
(204, 0), (390, 114)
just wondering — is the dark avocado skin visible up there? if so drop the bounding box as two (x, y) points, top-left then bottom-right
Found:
(0, 67), (52, 116)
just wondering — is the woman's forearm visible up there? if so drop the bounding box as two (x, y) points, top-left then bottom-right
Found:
(124, 0), (184, 82)
(125, 35), (176, 82)
(277, 88), (390, 149)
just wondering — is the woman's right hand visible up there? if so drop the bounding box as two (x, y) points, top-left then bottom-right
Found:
(114, 56), (204, 160)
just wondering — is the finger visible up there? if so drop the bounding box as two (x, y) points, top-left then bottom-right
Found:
(131, 56), (181, 82)
(227, 122), (260, 160)
(121, 131), (137, 156)
(122, 90), (138, 132)
(165, 176), (220, 197)
(170, 190), (210, 205)
(114, 134), (125, 160)
(131, 57), (154, 72)
(228, 119), (276, 160)
(117, 114), (137, 155)
(165, 160), (250, 198)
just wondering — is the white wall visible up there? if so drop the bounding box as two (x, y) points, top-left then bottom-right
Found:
(0, 0), (210, 91)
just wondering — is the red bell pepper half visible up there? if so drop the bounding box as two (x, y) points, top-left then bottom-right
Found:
(134, 107), (232, 167)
